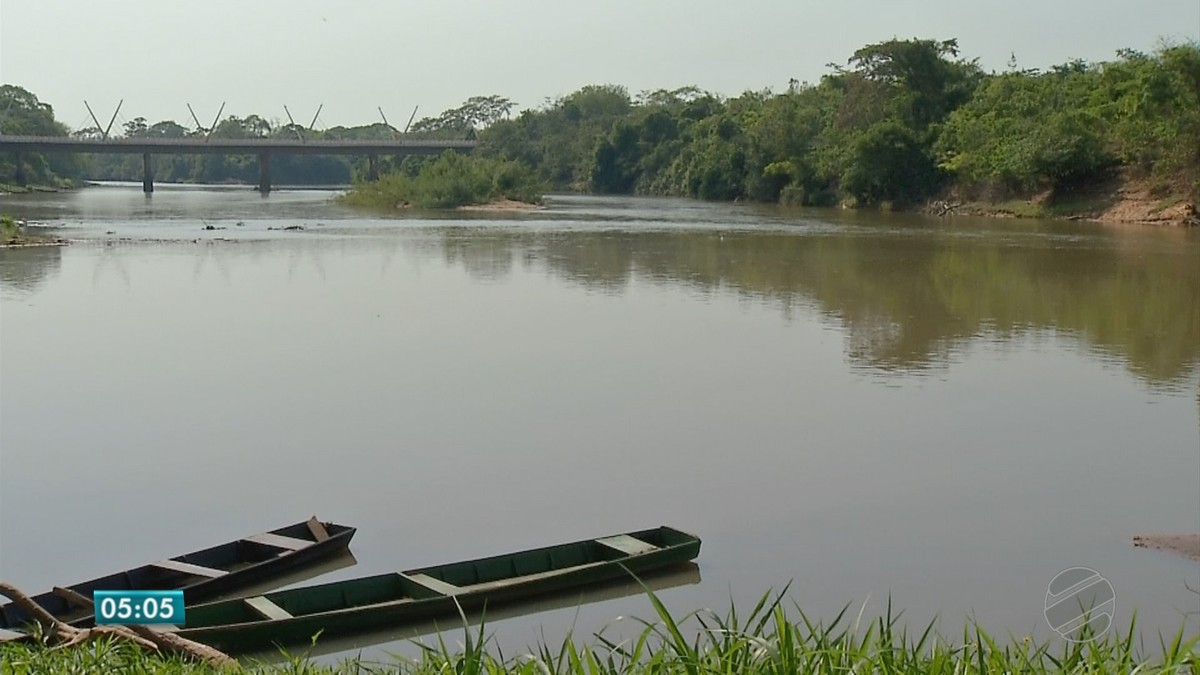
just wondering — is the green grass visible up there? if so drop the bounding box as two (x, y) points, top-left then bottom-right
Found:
(340, 152), (545, 210)
(0, 215), (18, 240)
(964, 197), (1113, 220)
(1, 589), (1195, 674)
(0, 214), (60, 246)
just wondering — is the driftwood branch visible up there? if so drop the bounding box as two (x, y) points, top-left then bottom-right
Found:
(0, 581), (237, 669)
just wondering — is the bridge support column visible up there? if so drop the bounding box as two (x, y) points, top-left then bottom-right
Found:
(142, 153), (154, 193)
(258, 151), (271, 195)
(367, 154), (379, 181)
(13, 151), (26, 186)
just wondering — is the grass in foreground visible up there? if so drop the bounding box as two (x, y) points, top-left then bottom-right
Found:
(1, 589), (1195, 674)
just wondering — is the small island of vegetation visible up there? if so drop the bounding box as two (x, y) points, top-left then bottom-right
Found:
(0, 214), (64, 248)
(338, 151), (546, 210)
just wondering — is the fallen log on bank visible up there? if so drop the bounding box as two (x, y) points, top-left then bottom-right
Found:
(0, 582), (237, 669)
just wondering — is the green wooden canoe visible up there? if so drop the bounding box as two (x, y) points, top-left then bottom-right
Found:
(0, 517), (356, 637)
(177, 525), (701, 652)
(250, 562), (702, 660)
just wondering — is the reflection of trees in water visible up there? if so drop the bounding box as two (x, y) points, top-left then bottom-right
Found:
(440, 231), (516, 283)
(430, 228), (1199, 385)
(0, 245), (63, 296)
(539, 233), (636, 293)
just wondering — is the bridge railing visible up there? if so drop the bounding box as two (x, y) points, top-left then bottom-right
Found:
(0, 134), (476, 149)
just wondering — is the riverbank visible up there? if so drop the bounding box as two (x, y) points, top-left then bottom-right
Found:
(0, 215), (68, 248)
(0, 182), (71, 195)
(927, 174), (1199, 226)
(1134, 533), (1200, 561)
(458, 197), (544, 212)
(0, 592), (1194, 674)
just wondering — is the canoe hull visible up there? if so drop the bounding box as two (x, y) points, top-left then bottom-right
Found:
(0, 518), (356, 632)
(179, 526), (700, 652)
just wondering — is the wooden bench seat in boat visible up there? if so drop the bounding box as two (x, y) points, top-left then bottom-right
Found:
(151, 559), (228, 578)
(402, 573), (463, 596)
(244, 596), (293, 621)
(243, 533), (311, 551)
(596, 534), (659, 556)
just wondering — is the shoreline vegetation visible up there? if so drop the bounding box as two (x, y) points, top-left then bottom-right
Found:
(0, 587), (1195, 674)
(337, 152), (546, 210)
(3, 37), (1198, 224)
(0, 214), (65, 248)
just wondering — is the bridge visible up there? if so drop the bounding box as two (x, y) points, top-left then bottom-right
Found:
(0, 135), (477, 194)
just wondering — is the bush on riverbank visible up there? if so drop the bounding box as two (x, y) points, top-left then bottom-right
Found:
(1, 589), (1195, 674)
(339, 152), (545, 210)
(0, 215), (17, 240)
(476, 40), (1199, 216)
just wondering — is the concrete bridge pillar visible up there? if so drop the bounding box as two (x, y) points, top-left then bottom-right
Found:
(258, 151), (271, 195)
(368, 154), (379, 181)
(13, 151), (26, 185)
(142, 153), (154, 193)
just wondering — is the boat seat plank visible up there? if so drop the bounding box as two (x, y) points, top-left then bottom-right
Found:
(151, 559), (228, 578)
(460, 561), (608, 594)
(243, 596), (293, 621)
(596, 535), (659, 556)
(244, 533), (311, 551)
(306, 517), (331, 542)
(403, 573), (462, 596)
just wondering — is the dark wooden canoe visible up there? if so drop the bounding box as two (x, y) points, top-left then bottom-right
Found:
(252, 562), (702, 660)
(0, 517), (355, 634)
(177, 525), (700, 652)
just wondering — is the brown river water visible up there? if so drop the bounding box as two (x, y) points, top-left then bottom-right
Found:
(1, 184), (1197, 659)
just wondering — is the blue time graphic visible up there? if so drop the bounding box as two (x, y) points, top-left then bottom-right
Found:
(93, 590), (186, 625)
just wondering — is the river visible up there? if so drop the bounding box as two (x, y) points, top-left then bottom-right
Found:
(1, 184), (1197, 660)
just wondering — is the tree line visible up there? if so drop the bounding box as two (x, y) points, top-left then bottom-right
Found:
(476, 38), (1199, 207)
(3, 37), (1198, 207)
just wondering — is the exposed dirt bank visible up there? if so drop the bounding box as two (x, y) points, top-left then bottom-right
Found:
(930, 173), (1199, 226)
(1133, 533), (1200, 561)
(458, 198), (544, 212)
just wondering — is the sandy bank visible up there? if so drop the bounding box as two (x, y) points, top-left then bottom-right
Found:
(458, 198), (543, 212)
(931, 173), (1199, 226)
(1133, 533), (1200, 561)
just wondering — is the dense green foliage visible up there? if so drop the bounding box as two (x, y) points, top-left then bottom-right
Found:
(938, 47), (1200, 197)
(0, 85), (78, 187)
(479, 39), (1199, 207)
(0, 589), (1195, 673)
(340, 151), (545, 209)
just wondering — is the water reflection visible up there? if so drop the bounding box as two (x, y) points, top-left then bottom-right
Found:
(423, 227), (1199, 386)
(1, 190), (1196, 650)
(0, 246), (64, 297)
(5, 220), (1193, 385)
(442, 233), (516, 283)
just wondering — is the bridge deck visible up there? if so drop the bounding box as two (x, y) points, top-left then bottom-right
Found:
(0, 135), (475, 155)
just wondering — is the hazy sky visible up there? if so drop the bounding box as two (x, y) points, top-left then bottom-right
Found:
(2, 0), (1198, 130)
